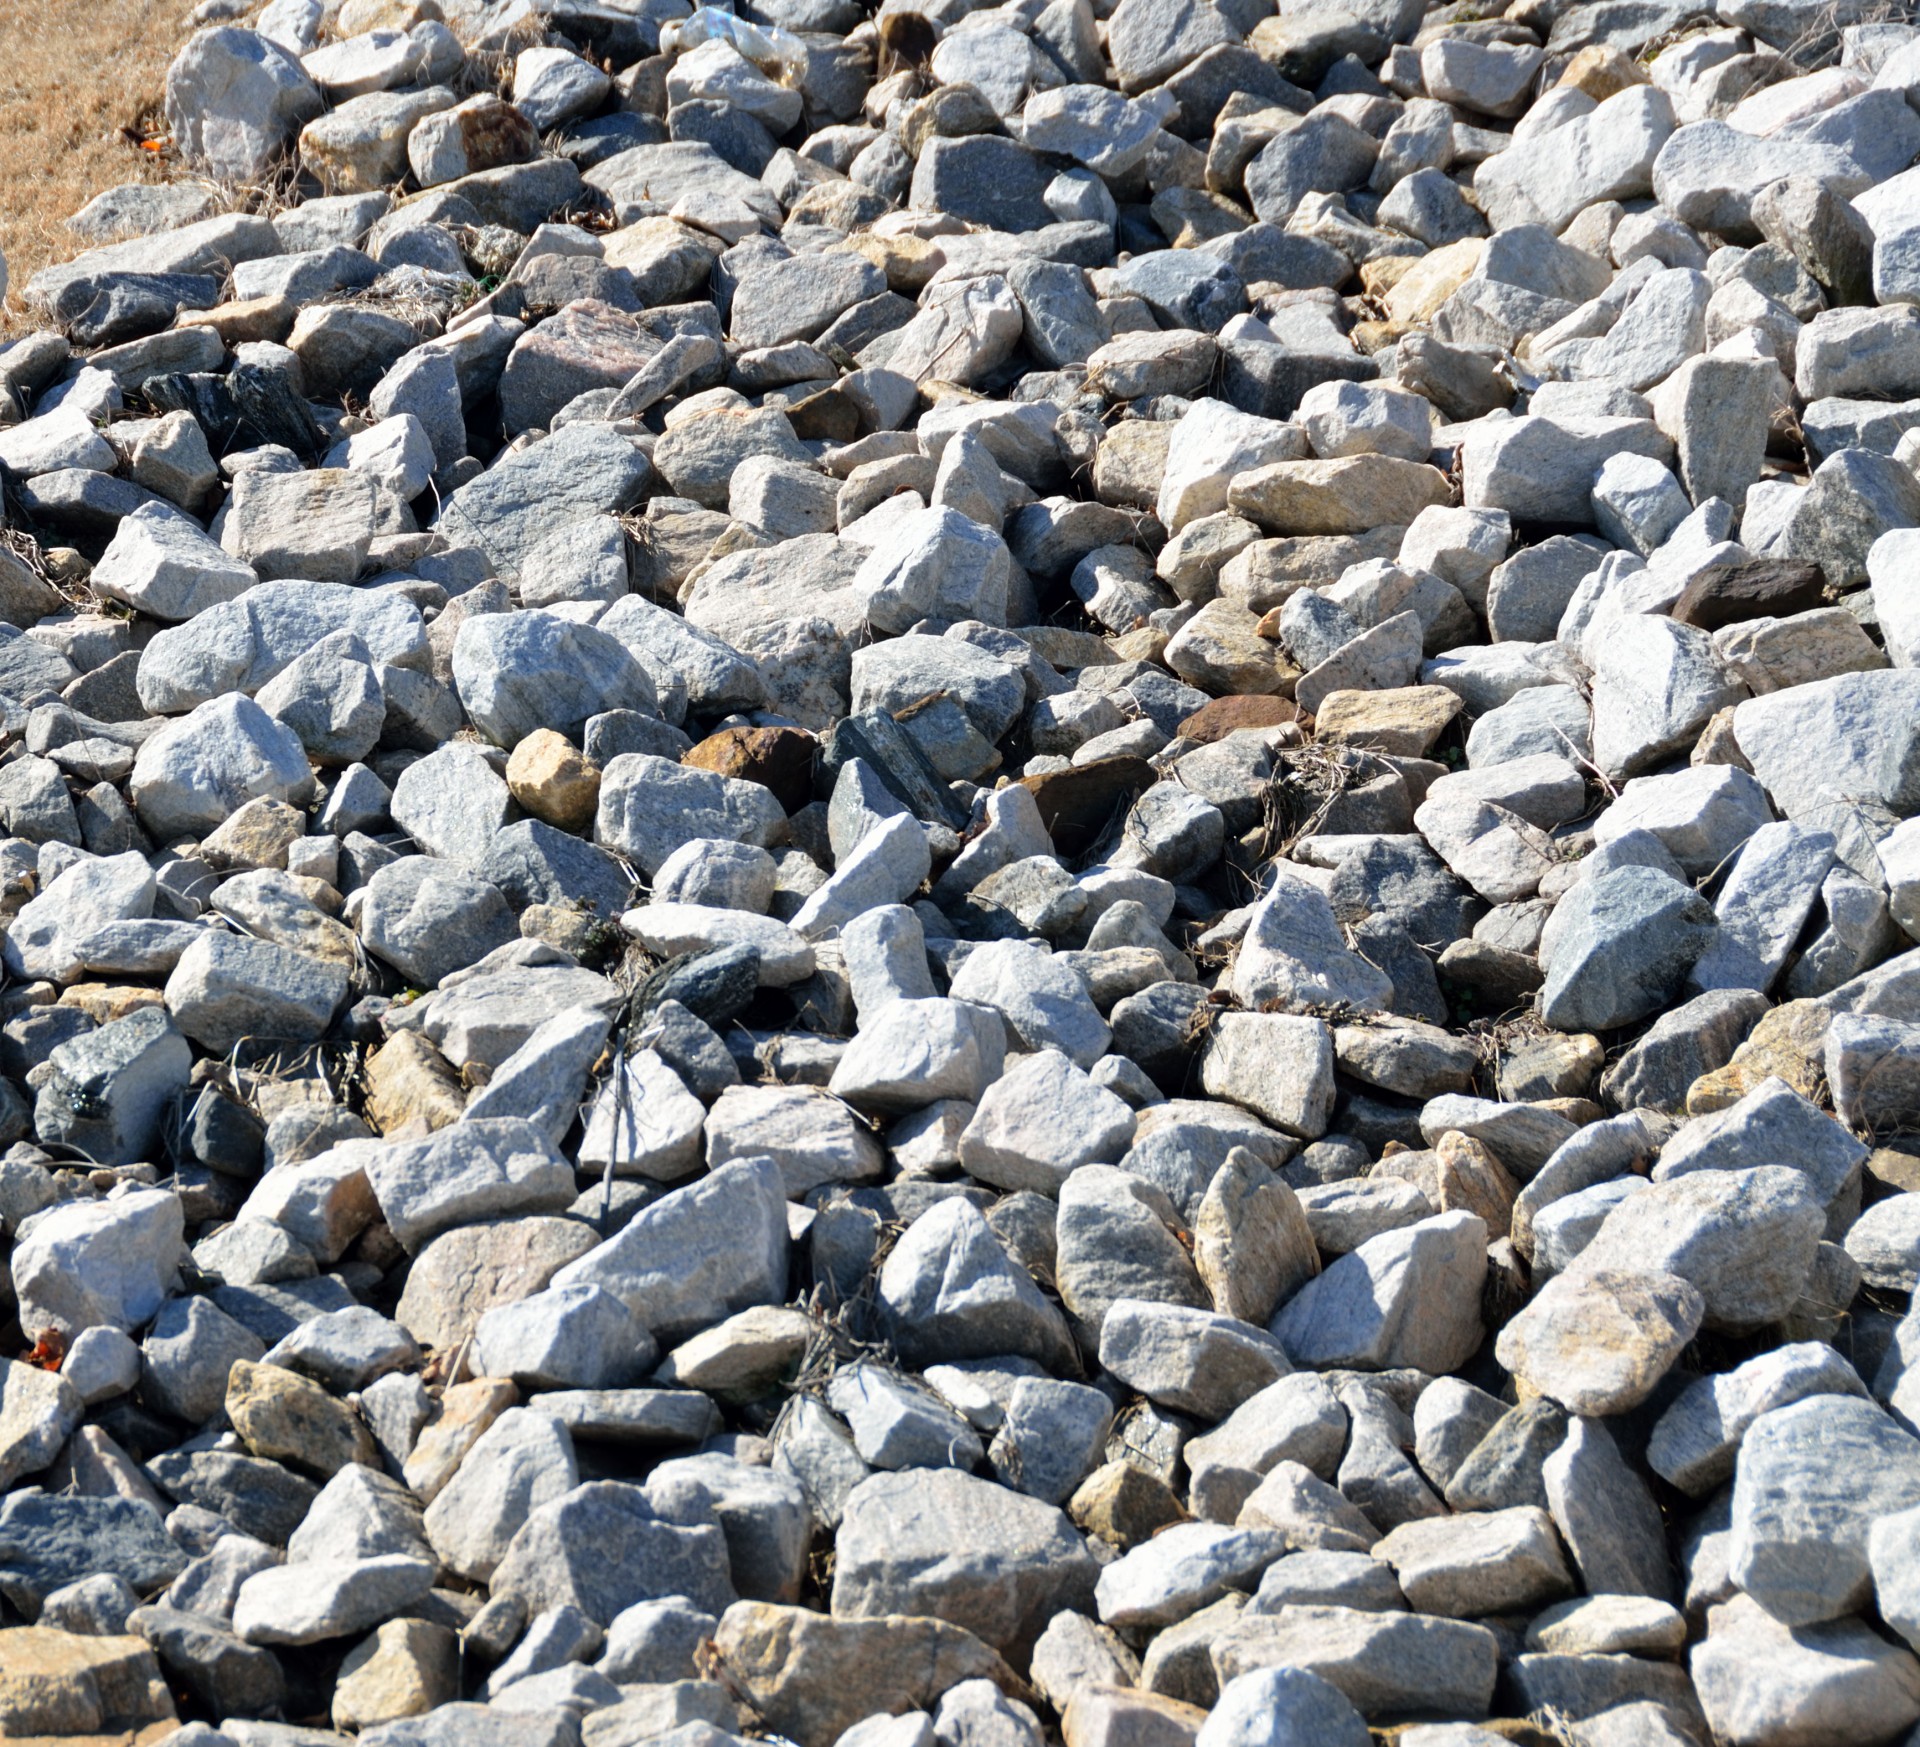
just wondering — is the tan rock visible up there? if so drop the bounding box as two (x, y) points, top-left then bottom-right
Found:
(655, 1304), (813, 1395)
(1062, 1686), (1206, 1747)
(1526, 1593), (1685, 1656)
(1372, 1506), (1574, 1619)
(506, 729), (601, 834)
(332, 1619), (459, 1730)
(201, 796), (309, 870)
(1067, 1460), (1190, 1550)
(1495, 1267), (1704, 1416)
(1498, 1031), (1604, 1102)
(1312, 684), (1462, 755)
(364, 1031), (467, 1135)
(1381, 237), (1486, 325)
(710, 1601), (1026, 1747)
(394, 1217), (598, 1354)
(846, 230), (944, 294)
(1558, 42), (1646, 99)
(1093, 421), (1174, 512)
(1375, 1131), (1519, 1234)
(518, 903), (614, 961)
(0, 1629), (175, 1738)
(1164, 599), (1297, 696)
(401, 1377), (519, 1503)
(600, 217), (725, 299)
(1713, 606), (1886, 696)
(338, 0), (442, 29)
(1349, 318), (1414, 354)
(1227, 455), (1452, 537)
(1687, 999), (1829, 1112)
(1358, 255), (1422, 299)
(178, 295), (297, 345)
(300, 85), (455, 195)
(236, 1148), (379, 1265)
(1691, 702), (1751, 771)
(0, 1359), (82, 1491)
(1192, 1147), (1317, 1326)
(55, 984), (167, 1024)
(227, 1358), (378, 1479)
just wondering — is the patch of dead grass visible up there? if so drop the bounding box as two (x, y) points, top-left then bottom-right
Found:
(0, 0), (195, 334)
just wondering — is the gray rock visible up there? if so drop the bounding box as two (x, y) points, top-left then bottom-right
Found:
(165, 929), (348, 1053)
(949, 940), (1109, 1069)
(1099, 1299), (1291, 1422)
(438, 422), (652, 578)
(365, 1117), (577, 1252)
(1055, 1163), (1209, 1345)
(232, 1553), (435, 1646)
(423, 1405), (581, 1583)
(832, 1467), (1098, 1656)
(1229, 872), (1395, 1012)
(490, 1480), (735, 1625)
(455, 611), (656, 749)
(1575, 1166), (1824, 1334)
(877, 1197), (1076, 1370)
(1692, 1594), (1920, 1747)
(1649, 1341), (1867, 1496)
(361, 856), (518, 989)
(1273, 1212), (1486, 1375)
(92, 503), (258, 623)
(1655, 1075), (1865, 1211)
(1097, 1521), (1286, 1632)
(1542, 1414), (1671, 1600)
(828, 1361), (984, 1473)
(33, 1004), (191, 1168)
(167, 25), (323, 180)
(1210, 1604), (1499, 1719)
(129, 694), (317, 841)
(10, 1184), (185, 1338)
(1732, 1394), (1920, 1625)
(0, 1491), (188, 1615)
(597, 754), (788, 878)
(552, 1155), (788, 1341)
(1538, 867), (1715, 1033)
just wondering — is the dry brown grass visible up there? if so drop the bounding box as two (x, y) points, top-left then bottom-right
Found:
(0, 0), (194, 334)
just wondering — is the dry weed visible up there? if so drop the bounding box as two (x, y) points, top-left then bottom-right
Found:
(0, 1), (212, 334)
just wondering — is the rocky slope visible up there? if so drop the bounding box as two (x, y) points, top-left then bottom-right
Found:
(4, 0), (1920, 1744)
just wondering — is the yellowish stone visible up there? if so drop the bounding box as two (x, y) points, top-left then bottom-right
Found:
(506, 728), (602, 834)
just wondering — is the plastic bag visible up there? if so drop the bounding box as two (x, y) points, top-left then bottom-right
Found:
(659, 4), (809, 83)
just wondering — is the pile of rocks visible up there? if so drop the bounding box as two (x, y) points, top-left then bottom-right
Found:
(9, 0), (1920, 1742)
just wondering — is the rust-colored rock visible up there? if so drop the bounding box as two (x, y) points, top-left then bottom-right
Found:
(1670, 558), (1828, 632)
(1018, 756), (1155, 857)
(685, 725), (816, 814)
(1177, 694), (1303, 745)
